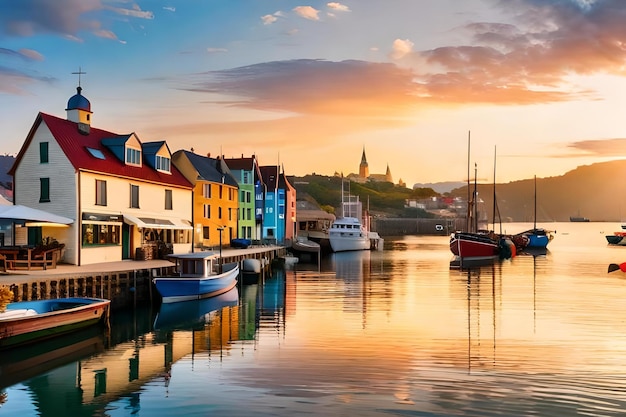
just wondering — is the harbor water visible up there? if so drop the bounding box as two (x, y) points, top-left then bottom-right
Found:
(2, 222), (626, 416)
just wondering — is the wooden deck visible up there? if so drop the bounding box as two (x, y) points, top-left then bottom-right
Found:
(0, 245), (287, 308)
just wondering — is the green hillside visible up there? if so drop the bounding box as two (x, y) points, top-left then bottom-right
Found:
(290, 174), (438, 218)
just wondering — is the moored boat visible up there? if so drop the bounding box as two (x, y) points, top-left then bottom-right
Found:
(291, 236), (322, 254)
(153, 252), (239, 303)
(329, 180), (372, 253)
(329, 216), (371, 252)
(522, 227), (554, 248)
(0, 297), (110, 349)
(606, 231), (626, 245)
(450, 231), (500, 262)
(520, 176), (554, 249)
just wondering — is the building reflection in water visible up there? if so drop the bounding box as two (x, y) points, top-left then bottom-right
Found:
(0, 274), (290, 416)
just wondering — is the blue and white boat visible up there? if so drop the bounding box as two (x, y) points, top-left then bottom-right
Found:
(520, 176), (554, 249)
(153, 252), (239, 303)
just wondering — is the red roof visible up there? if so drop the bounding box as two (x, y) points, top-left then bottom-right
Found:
(10, 112), (191, 189)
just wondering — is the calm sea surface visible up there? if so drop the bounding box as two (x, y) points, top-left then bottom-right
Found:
(2, 222), (626, 416)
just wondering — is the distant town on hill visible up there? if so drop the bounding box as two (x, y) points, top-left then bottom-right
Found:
(0, 154), (623, 222)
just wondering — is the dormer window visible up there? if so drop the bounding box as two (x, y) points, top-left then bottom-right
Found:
(126, 147), (141, 166)
(155, 155), (171, 173)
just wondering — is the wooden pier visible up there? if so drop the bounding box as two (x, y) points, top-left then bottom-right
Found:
(0, 246), (286, 310)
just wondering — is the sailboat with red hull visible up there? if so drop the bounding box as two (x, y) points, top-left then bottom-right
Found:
(450, 134), (501, 265)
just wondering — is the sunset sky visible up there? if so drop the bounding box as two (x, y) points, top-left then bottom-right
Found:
(2, 0), (626, 187)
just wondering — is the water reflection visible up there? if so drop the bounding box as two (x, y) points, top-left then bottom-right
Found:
(4, 226), (626, 416)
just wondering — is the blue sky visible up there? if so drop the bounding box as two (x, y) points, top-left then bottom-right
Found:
(2, 0), (626, 187)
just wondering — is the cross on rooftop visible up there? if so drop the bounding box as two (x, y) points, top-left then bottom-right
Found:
(72, 67), (86, 87)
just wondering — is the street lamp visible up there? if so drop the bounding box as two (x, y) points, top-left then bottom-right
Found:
(217, 227), (224, 273)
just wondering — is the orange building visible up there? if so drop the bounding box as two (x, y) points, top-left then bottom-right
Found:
(172, 150), (239, 248)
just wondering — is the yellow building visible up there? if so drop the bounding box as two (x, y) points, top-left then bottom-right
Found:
(172, 150), (239, 248)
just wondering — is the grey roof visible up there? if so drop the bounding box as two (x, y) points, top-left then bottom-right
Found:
(182, 150), (238, 187)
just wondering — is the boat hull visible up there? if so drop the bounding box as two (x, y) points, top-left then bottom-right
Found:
(0, 297), (110, 349)
(329, 235), (370, 252)
(153, 263), (239, 303)
(606, 232), (626, 245)
(523, 229), (553, 248)
(450, 232), (499, 261)
(291, 237), (321, 254)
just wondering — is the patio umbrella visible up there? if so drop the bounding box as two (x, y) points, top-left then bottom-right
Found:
(0, 205), (73, 226)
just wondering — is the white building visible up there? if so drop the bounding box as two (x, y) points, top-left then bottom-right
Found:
(9, 85), (194, 265)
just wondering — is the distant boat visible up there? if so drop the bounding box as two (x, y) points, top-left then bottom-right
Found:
(153, 252), (239, 303)
(0, 297), (110, 349)
(605, 231), (626, 245)
(521, 176), (554, 249)
(570, 216), (590, 222)
(329, 180), (371, 253)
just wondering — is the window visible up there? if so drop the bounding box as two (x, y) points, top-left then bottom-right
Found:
(218, 207), (222, 219)
(130, 184), (139, 208)
(204, 204), (211, 219)
(87, 147), (106, 160)
(243, 172), (249, 184)
(82, 224), (121, 246)
(247, 208), (252, 221)
(203, 226), (210, 239)
(39, 178), (50, 202)
(96, 180), (107, 206)
(219, 185), (223, 199)
(203, 183), (211, 198)
(156, 155), (171, 173)
(228, 208), (232, 221)
(246, 191), (251, 203)
(165, 189), (172, 210)
(40, 142), (49, 163)
(240, 190), (245, 202)
(126, 147), (141, 165)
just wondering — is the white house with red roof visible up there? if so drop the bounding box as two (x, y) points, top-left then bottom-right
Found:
(8, 85), (194, 265)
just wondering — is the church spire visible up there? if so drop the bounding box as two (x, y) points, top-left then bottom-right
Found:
(359, 146), (369, 179)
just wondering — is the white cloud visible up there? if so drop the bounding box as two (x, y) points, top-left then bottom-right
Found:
(261, 14), (278, 25)
(391, 38), (414, 60)
(327, 2), (350, 12)
(293, 6), (320, 21)
(163, 6), (176, 12)
(107, 5), (154, 19)
(207, 47), (228, 53)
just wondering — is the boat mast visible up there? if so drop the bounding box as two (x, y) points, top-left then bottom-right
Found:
(466, 131), (471, 233)
(473, 163), (478, 233)
(534, 175), (537, 230)
(492, 146), (496, 233)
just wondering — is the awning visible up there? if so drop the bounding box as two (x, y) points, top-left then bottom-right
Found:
(123, 214), (193, 230)
(0, 205), (73, 226)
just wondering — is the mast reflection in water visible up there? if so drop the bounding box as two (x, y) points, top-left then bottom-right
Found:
(2, 222), (626, 416)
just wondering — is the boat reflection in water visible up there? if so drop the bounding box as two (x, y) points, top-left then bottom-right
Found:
(0, 325), (106, 390)
(153, 286), (239, 331)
